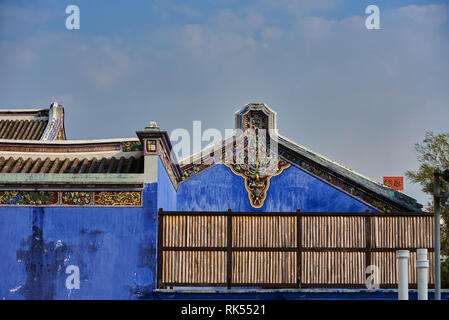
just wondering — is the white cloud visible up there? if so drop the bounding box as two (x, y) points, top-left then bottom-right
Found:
(299, 17), (336, 39)
(262, 0), (337, 16)
(261, 26), (284, 40)
(173, 4), (200, 17)
(0, 4), (51, 25)
(83, 45), (135, 87)
(211, 9), (266, 35)
(392, 4), (449, 25)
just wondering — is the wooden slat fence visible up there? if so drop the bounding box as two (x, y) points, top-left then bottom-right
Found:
(157, 210), (434, 289)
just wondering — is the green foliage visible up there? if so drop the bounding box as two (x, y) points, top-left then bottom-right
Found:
(406, 131), (449, 288)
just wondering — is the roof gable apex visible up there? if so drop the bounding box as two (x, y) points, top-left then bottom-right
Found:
(178, 103), (423, 212)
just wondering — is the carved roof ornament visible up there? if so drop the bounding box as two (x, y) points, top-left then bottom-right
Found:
(225, 103), (288, 208)
(41, 101), (66, 140)
(235, 102), (277, 132)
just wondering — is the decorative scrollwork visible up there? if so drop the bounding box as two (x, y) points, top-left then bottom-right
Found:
(94, 191), (142, 206)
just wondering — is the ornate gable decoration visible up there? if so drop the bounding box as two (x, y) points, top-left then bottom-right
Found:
(235, 103), (276, 132)
(224, 103), (290, 208)
(224, 156), (290, 208)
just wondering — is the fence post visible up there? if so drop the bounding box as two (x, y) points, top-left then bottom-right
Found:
(365, 210), (371, 276)
(417, 248), (429, 300)
(296, 209), (301, 288)
(227, 208), (232, 289)
(157, 208), (164, 289)
(397, 250), (410, 300)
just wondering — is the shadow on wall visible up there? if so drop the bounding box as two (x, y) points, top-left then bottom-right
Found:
(17, 208), (69, 299)
(16, 208), (106, 299)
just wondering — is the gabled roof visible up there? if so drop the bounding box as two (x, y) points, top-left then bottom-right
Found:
(0, 101), (144, 180)
(0, 102), (66, 141)
(0, 138), (144, 174)
(178, 103), (423, 213)
(277, 135), (422, 212)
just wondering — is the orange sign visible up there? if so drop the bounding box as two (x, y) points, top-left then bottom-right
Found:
(383, 177), (404, 191)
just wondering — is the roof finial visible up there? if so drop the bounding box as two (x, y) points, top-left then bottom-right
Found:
(144, 121), (160, 131)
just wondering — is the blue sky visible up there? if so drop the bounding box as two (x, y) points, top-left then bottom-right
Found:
(0, 0), (448, 206)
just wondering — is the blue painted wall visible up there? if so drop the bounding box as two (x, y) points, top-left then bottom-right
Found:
(0, 183), (158, 300)
(157, 158), (177, 211)
(176, 164), (375, 212)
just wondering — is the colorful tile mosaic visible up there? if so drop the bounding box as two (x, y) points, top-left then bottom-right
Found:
(224, 158), (290, 208)
(223, 129), (290, 208)
(121, 141), (143, 152)
(94, 191), (142, 206)
(383, 177), (404, 191)
(0, 191), (58, 205)
(147, 140), (157, 153)
(244, 110), (268, 131)
(61, 191), (92, 206)
(0, 191), (142, 207)
(181, 161), (214, 181)
(235, 103), (276, 132)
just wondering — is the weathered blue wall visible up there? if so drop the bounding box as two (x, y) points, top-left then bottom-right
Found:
(157, 158), (177, 211)
(176, 164), (375, 212)
(0, 207), (30, 300)
(0, 184), (158, 300)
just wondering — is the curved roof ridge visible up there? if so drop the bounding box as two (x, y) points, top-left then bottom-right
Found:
(0, 108), (48, 113)
(0, 137), (140, 144)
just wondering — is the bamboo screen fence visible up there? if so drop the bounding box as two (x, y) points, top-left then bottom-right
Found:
(157, 210), (434, 289)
